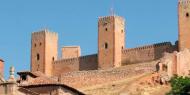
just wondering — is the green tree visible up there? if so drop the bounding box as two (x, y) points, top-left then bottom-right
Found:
(167, 76), (190, 95)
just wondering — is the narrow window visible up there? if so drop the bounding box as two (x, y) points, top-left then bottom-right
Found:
(105, 43), (108, 49)
(40, 42), (42, 46)
(186, 12), (189, 17)
(37, 53), (40, 61)
(105, 28), (108, 31)
(52, 57), (55, 61)
(121, 29), (124, 33)
(34, 44), (37, 47)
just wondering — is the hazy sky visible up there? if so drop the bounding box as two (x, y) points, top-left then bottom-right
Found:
(0, 0), (178, 78)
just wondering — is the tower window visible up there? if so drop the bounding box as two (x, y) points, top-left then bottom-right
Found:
(186, 12), (189, 17)
(52, 57), (55, 61)
(34, 44), (37, 47)
(104, 43), (108, 49)
(40, 42), (42, 46)
(121, 29), (124, 33)
(37, 53), (40, 61)
(105, 28), (108, 31)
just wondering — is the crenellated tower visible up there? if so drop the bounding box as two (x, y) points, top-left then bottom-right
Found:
(98, 16), (125, 69)
(31, 29), (58, 76)
(178, 0), (190, 51)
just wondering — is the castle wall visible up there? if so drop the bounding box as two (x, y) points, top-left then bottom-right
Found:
(53, 58), (79, 77)
(53, 54), (98, 76)
(79, 54), (98, 70)
(60, 61), (157, 88)
(122, 42), (174, 65)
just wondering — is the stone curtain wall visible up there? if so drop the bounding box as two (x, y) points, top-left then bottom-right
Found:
(53, 54), (98, 76)
(79, 54), (98, 70)
(122, 42), (174, 65)
(60, 61), (157, 88)
(53, 58), (80, 77)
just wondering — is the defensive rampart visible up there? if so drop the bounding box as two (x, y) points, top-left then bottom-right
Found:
(122, 42), (175, 64)
(60, 61), (157, 88)
(53, 54), (98, 76)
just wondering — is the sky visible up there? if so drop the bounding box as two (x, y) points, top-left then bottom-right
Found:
(0, 0), (178, 79)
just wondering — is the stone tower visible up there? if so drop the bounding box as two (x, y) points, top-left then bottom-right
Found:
(98, 16), (125, 69)
(31, 29), (58, 76)
(178, 0), (190, 51)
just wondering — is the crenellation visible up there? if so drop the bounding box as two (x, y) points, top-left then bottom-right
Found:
(179, 0), (190, 4)
(54, 57), (79, 64)
(79, 54), (97, 60)
(122, 42), (172, 54)
(32, 29), (58, 37)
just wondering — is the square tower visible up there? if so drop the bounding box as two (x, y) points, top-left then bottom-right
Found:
(31, 29), (58, 76)
(178, 0), (190, 51)
(98, 16), (125, 69)
(61, 46), (81, 59)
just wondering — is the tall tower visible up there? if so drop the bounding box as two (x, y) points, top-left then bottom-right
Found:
(178, 0), (190, 51)
(98, 16), (125, 69)
(31, 29), (58, 76)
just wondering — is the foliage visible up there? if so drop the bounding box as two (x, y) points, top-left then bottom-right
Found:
(167, 75), (190, 95)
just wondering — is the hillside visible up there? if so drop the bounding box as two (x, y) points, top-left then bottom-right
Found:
(79, 73), (170, 95)
(60, 60), (171, 95)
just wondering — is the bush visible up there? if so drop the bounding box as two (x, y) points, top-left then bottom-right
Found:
(167, 75), (190, 95)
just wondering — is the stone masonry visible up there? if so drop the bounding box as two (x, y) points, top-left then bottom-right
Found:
(29, 0), (190, 78)
(178, 0), (190, 51)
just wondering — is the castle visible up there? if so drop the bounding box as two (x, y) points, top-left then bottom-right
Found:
(0, 0), (190, 94)
(30, 0), (190, 77)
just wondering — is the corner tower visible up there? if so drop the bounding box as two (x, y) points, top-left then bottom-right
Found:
(178, 0), (190, 51)
(98, 16), (125, 69)
(31, 29), (58, 76)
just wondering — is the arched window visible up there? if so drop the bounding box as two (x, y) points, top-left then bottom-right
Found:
(37, 53), (40, 61)
(105, 43), (108, 49)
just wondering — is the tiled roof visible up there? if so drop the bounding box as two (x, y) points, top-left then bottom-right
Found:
(20, 84), (85, 95)
(18, 71), (58, 86)
(17, 71), (46, 78)
(17, 71), (85, 94)
(26, 77), (59, 86)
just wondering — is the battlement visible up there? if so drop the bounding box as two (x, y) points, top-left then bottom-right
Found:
(79, 54), (97, 60)
(122, 42), (172, 54)
(179, 0), (190, 4)
(32, 29), (58, 37)
(54, 57), (79, 65)
(98, 15), (125, 23)
(54, 54), (97, 64)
